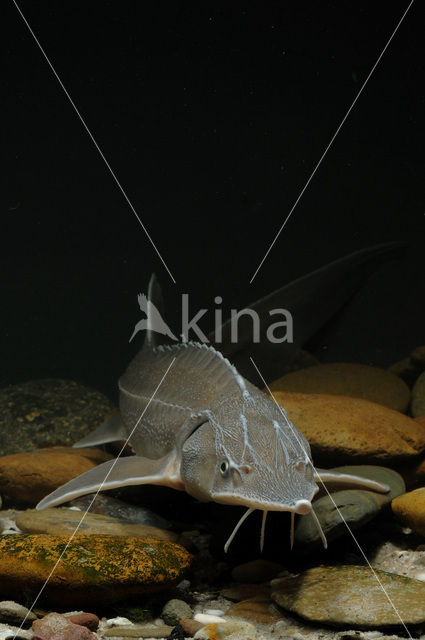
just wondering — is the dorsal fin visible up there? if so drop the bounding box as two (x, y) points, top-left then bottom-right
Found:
(129, 273), (177, 348)
(120, 341), (248, 412)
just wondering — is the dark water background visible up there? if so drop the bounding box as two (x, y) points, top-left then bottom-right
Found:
(2, 1), (424, 401)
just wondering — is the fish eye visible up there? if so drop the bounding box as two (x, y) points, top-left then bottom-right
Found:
(219, 460), (230, 476)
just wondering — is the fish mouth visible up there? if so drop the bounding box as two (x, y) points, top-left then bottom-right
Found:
(211, 492), (316, 513)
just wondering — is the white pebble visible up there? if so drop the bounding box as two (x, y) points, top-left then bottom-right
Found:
(195, 613), (227, 624)
(105, 616), (133, 627)
(416, 572), (425, 581)
(204, 609), (225, 617)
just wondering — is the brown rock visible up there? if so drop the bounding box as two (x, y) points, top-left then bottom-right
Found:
(269, 363), (410, 412)
(231, 559), (285, 583)
(226, 597), (283, 624)
(0, 534), (192, 606)
(16, 508), (180, 544)
(32, 612), (97, 640)
(221, 584), (271, 602)
(415, 416), (425, 427)
(179, 617), (204, 636)
(65, 613), (99, 631)
(392, 487), (425, 536)
(272, 392), (425, 465)
(0, 447), (112, 504)
(412, 371), (425, 418)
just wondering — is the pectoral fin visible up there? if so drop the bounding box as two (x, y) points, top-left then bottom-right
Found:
(73, 412), (126, 448)
(36, 452), (184, 510)
(314, 468), (390, 495)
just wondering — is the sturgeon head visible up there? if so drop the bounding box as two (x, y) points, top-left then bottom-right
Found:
(179, 373), (322, 550)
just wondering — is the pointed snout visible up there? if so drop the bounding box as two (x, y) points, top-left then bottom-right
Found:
(294, 499), (312, 515)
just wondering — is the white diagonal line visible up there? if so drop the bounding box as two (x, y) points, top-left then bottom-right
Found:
(13, 357), (176, 638)
(12, 0), (176, 284)
(250, 0), (414, 283)
(250, 357), (413, 637)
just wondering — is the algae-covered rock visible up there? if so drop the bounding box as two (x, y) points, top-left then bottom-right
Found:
(273, 392), (425, 464)
(0, 379), (115, 456)
(272, 565), (425, 626)
(0, 447), (112, 504)
(0, 534), (192, 606)
(269, 363), (410, 412)
(295, 466), (405, 548)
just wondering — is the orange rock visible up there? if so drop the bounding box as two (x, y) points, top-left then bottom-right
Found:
(272, 392), (425, 465)
(415, 416), (425, 428)
(269, 363), (410, 412)
(392, 488), (425, 536)
(0, 446), (112, 503)
(0, 534), (192, 606)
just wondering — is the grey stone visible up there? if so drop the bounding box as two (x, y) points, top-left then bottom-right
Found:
(16, 508), (180, 544)
(0, 622), (31, 639)
(161, 598), (192, 626)
(69, 493), (172, 530)
(0, 601), (36, 627)
(0, 379), (115, 456)
(295, 466), (405, 548)
(272, 565), (425, 627)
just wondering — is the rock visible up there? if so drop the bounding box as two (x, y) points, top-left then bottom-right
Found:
(272, 565), (425, 626)
(0, 534), (192, 606)
(102, 623), (174, 637)
(0, 447), (112, 504)
(69, 494), (172, 530)
(16, 508), (180, 544)
(412, 371), (425, 417)
(226, 597), (283, 624)
(272, 392), (425, 465)
(161, 598), (192, 626)
(0, 601), (36, 627)
(221, 584), (271, 602)
(108, 608), (151, 623)
(392, 488), (425, 536)
(0, 622), (32, 639)
(231, 559), (285, 583)
(410, 346), (425, 369)
(0, 379), (115, 456)
(179, 617), (204, 636)
(64, 614), (99, 631)
(194, 619), (257, 639)
(403, 452), (425, 486)
(388, 359), (421, 389)
(295, 466), (405, 547)
(168, 624), (186, 640)
(32, 612), (97, 640)
(269, 363), (410, 412)
(194, 614), (225, 624)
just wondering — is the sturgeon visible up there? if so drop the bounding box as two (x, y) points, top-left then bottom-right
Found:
(37, 245), (400, 550)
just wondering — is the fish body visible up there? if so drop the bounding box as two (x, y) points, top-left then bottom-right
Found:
(36, 245), (401, 548)
(120, 341), (316, 511)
